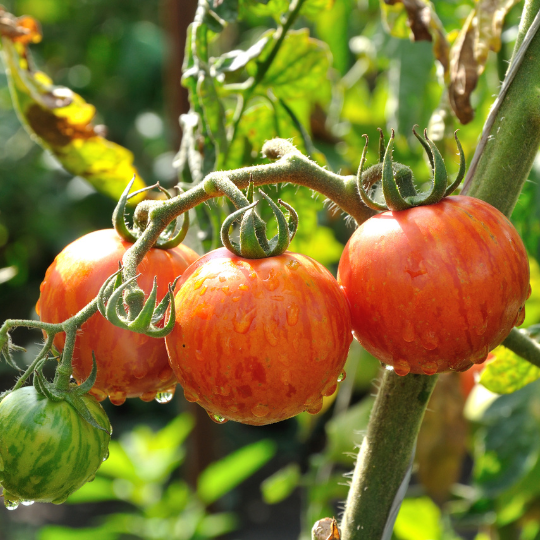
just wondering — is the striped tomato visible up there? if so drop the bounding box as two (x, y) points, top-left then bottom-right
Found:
(338, 196), (530, 376)
(36, 229), (199, 405)
(165, 248), (352, 426)
(0, 386), (110, 507)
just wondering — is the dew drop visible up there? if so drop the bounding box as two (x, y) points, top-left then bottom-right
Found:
(86, 473), (96, 483)
(420, 360), (439, 375)
(156, 391), (174, 404)
(337, 370), (347, 383)
(140, 391), (157, 402)
(251, 404), (270, 418)
(249, 271), (257, 280)
(232, 296), (241, 302)
(183, 388), (199, 402)
(239, 284), (249, 291)
(109, 390), (127, 406)
(158, 366), (173, 382)
(195, 349), (204, 362)
(208, 412), (228, 424)
(194, 303), (213, 319)
(514, 305), (526, 327)
(221, 285), (230, 295)
(89, 388), (108, 402)
(233, 308), (256, 334)
(393, 359), (411, 377)
(305, 396), (324, 415)
(402, 320), (415, 343)
(133, 365), (148, 379)
(102, 449), (110, 462)
(527, 283), (532, 299)
(215, 385), (231, 397)
(286, 260), (300, 271)
(263, 269), (280, 291)
(471, 345), (489, 365)
(322, 382), (337, 397)
(5, 498), (19, 510)
(420, 331), (438, 351)
(21, 500), (34, 506)
(286, 303), (299, 326)
(199, 286), (207, 296)
(264, 323), (278, 346)
(219, 275), (226, 282)
(352, 330), (360, 342)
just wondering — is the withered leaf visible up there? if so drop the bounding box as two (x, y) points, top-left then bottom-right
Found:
(382, 0), (449, 73)
(0, 9), (146, 201)
(311, 517), (340, 540)
(449, 0), (521, 124)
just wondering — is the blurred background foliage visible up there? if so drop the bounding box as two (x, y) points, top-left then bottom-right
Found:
(2, 0), (540, 539)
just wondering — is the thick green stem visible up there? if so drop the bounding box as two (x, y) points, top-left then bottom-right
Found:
(502, 327), (540, 368)
(340, 372), (437, 540)
(462, 0), (540, 216)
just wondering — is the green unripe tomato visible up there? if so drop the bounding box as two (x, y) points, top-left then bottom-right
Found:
(0, 386), (110, 507)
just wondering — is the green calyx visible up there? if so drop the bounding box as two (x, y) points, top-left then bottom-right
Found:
(97, 266), (179, 338)
(113, 177), (189, 249)
(33, 353), (111, 435)
(357, 126), (466, 212)
(204, 176), (298, 259)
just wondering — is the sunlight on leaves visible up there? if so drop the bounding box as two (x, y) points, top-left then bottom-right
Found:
(0, 9), (146, 201)
(261, 463), (301, 504)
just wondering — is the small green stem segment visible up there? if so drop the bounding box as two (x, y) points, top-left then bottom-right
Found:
(340, 371), (438, 540)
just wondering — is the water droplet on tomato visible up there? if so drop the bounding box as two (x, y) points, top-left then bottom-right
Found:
(133, 365), (148, 379)
(233, 308), (256, 334)
(86, 474), (96, 483)
(5, 497), (19, 510)
(420, 360), (439, 375)
(305, 396), (324, 415)
(263, 269), (280, 291)
(286, 260), (300, 271)
(208, 412), (228, 424)
(527, 283), (532, 299)
(215, 385), (231, 396)
(337, 370), (347, 383)
(249, 271), (257, 280)
(102, 450), (110, 462)
(239, 284), (249, 291)
(155, 389), (175, 404)
(352, 330), (360, 342)
(264, 323), (278, 346)
(219, 275), (226, 282)
(199, 286), (207, 296)
(158, 366), (173, 382)
(471, 345), (489, 365)
(402, 321), (415, 343)
(194, 302), (213, 319)
(21, 500), (34, 506)
(322, 382), (338, 397)
(140, 391), (157, 402)
(221, 285), (230, 295)
(393, 360), (411, 377)
(89, 388), (108, 402)
(515, 305), (526, 327)
(251, 404), (270, 418)
(286, 303), (299, 326)
(109, 390), (126, 406)
(195, 350), (204, 362)
(420, 331), (438, 350)
(183, 388), (199, 402)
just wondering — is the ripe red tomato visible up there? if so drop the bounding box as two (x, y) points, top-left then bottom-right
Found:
(165, 247), (352, 426)
(36, 229), (199, 405)
(337, 196), (530, 375)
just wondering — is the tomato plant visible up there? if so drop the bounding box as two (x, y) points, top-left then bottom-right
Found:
(36, 229), (199, 405)
(0, 386), (110, 507)
(165, 247), (352, 425)
(338, 196), (530, 376)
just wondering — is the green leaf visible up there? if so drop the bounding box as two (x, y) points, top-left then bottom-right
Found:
(325, 396), (374, 465)
(480, 344), (540, 394)
(38, 526), (117, 540)
(197, 513), (238, 537)
(0, 19), (147, 202)
(473, 380), (540, 497)
(261, 463), (301, 504)
(522, 256), (540, 327)
(198, 439), (276, 504)
(289, 225), (344, 267)
(66, 476), (116, 504)
(240, 0), (333, 21)
(393, 497), (442, 540)
(250, 29), (332, 103)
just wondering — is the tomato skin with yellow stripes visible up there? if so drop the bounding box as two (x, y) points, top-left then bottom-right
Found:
(0, 386), (110, 505)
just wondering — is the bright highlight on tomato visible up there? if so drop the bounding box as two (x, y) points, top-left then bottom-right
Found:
(36, 229), (199, 405)
(0, 387), (110, 507)
(165, 247), (352, 426)
(338, 196), (530, 375)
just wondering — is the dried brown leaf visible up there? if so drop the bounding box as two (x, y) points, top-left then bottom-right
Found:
(312, 517), (340, 540)
(448, 0), (522, 124)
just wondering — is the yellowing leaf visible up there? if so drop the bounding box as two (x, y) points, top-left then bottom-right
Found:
(0, 9), (146, 201)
